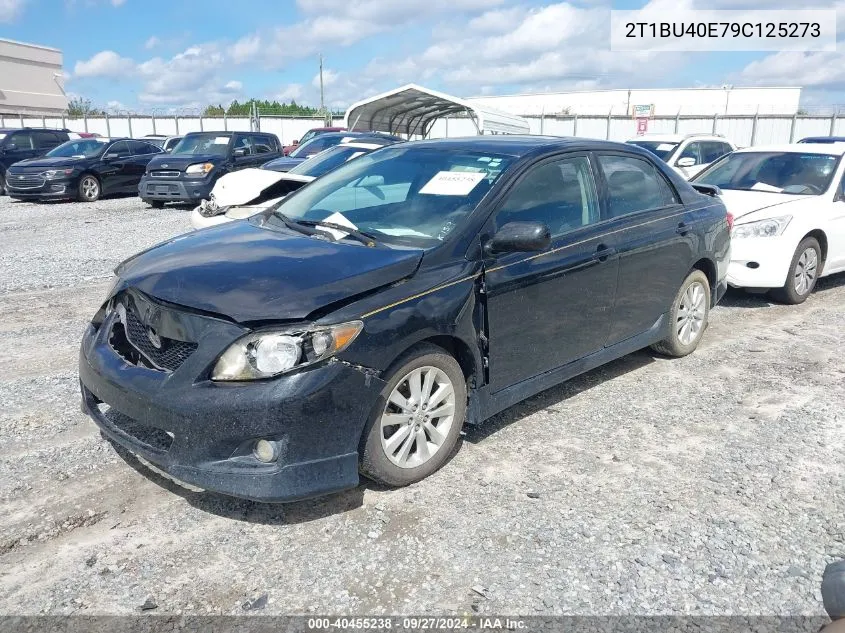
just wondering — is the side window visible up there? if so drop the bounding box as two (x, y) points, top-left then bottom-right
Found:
(233, 135), (254, 156)
(598, 154), (678, 219)
(106, 141), (130, 158)
(127, 140), (147, 155)
(496, 156), (600, 238)
(720, 143), (734, 157)
(250, 134), (273, 154)
(700, 142), (728, 164)
(678, 142), (702, 164)
(33, 131), (60, 150)
(8, 132), (33, 150)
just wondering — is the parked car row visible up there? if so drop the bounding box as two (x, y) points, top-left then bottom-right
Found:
(626, 133), (738, 179)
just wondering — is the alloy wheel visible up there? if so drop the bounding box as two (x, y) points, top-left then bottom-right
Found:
(793, 247), (818, 296)
(81, 177), (99, 201)
(380, 366), (456, 469)
(676, 281), (706, 346)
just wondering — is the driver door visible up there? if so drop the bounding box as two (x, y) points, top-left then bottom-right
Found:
(827, 171), (845, 271)
(482, 153), (620, 392)
(99, 141), (132, 193)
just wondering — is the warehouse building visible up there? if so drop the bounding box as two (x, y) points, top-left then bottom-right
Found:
(467, 87), (802, 117)
(0, 38), (67, 116)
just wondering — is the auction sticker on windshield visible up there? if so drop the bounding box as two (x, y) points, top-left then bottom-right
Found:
(214, 137), (230, 144)
(420, 171), (486, 196)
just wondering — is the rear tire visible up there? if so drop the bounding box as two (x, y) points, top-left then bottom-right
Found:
(651, 269), (711, 358)
(359, 344), (466, 487)
(0, 171), (6, 196)
(77, 175), (101, 202)
(148, 200), (165, 209)
(769, 237), (820, 305)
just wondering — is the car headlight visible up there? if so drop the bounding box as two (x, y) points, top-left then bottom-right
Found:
(43, 168), (74, 179)
(185, 162), (214, 175)
(732, 215), (792, 239)
(212, 321), (364, 381)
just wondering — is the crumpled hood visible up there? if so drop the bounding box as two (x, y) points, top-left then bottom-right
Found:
(210, 168), (313, 207)
(717, 189), (814, 221)
(115, 219), (422, 323)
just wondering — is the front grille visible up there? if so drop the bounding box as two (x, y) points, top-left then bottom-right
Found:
(7, 173), (45, 189)
(108, 303), (197, 372)
(150, 170), (181, 178)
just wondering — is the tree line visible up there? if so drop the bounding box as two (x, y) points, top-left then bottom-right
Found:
(66, 97), (329, 117)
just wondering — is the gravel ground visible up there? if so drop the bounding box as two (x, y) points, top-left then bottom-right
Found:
(0, 194), (843, 617)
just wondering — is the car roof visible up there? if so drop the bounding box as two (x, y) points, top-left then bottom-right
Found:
(627, 133), (728, 143)
(396, 135), (641, 158)
(799, 136), (845, 143)
(734, 143), (845, 156)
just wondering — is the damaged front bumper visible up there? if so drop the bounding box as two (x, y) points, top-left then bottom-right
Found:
(78, 291), (385, 502)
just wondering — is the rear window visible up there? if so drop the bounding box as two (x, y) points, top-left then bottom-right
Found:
(626, 140), (679, 161)
(693, 151), (839, 195)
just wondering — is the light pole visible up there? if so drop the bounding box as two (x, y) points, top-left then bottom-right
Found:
(722, 84), (733, 115)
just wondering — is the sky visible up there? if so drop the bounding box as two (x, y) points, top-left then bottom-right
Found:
(0, 0), (842, 113)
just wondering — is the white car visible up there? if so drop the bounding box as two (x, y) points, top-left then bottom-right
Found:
(627, 134), (737, 180)
(692, 143), (845, 303)
(190, 141), (394, 230)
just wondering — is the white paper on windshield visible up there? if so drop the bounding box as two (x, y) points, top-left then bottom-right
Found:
(0, 133), (6, 140)
(657, 143), (675, 151)
(345, 152), (366, 162)
(320, 212), (358, 240)
(377, 228), (431, 237)
(213, 136), (229, 144)
(420, 171), (486, 196)
(750, 182), (783, 193)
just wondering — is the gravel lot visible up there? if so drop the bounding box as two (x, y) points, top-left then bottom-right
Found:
(0, 194), (843, 617)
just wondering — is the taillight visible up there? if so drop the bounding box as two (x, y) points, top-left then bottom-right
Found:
(726, 211), (734, 230)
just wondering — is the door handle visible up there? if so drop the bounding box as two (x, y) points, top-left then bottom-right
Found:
(594, 244), (616, 262)
(676, 222), (690, 236)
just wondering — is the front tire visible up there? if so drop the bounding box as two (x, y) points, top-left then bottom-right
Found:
(0, 171), (6, 196)
(148, 200), (165, 209)
(77, 175), (101, 202)
(651, 269), (711, 358)
(359, 344), (466, 487)
(769, 237), (820, 305)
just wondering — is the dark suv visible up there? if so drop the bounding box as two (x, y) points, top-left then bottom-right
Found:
(139, 131), (282, 207)
(0, 128), (70, 195)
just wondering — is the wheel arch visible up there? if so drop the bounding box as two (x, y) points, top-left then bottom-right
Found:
(690, 256), (717, 303)
(390, 335), (481, 389)
(802, 229), (828, 271)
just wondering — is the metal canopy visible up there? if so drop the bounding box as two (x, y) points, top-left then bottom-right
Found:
(344, 84), (530, 137)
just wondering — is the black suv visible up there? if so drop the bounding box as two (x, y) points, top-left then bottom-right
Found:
(0, 128), (70, 195)
(139, 131), (282, 207)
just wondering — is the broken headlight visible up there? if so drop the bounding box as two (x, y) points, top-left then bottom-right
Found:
(211, 321), (364, 381)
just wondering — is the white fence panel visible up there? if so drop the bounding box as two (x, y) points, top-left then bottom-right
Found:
(833, 117), (845, 136)
(715, 117), (754, 146)
(536, 117), (574, 137)
(751, 117), (793, 145)
(573, 117), (610, 140)
(793, 117), (834, 141)
(177, 118), (203, 134)
(129, 117), (156, 137)
(225, 117), (252, 132)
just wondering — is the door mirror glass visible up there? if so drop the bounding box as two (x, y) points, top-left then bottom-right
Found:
(487, 221), (551, 254)
(676, 157), (696, 168)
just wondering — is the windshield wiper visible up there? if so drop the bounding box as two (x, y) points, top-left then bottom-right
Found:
(298, 220), (381, 248)
(272, 212), (319, 236)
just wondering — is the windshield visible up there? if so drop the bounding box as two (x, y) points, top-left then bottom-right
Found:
(171, 133), (232, 156)
(288, 145), (375, 178)
(626, 140), (679, 161)
(693, 151), (839, 195)
(47, 139), (108, 158)
(272, 146), (514, 248)
(289, 135), (348, 159)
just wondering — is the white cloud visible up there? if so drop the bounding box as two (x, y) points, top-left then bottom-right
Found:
(144, 36), (159, 49)
(73, 50), (136, 78)
(0, 0), (26, 22)
(313, 68), (338, 88)
(275, 84), (304, 102)
(111, 0), (125, 5)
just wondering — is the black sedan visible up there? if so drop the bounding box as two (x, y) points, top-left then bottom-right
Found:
(79, 136), (730, 502)
(6, 138), (162, 202)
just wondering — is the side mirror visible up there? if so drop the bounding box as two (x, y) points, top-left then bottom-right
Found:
(292, 140), (299, 145)
(486, 221), (551, 254)
(233, 148), (248, 157)
(104, 152), (119, 160)
(4, 144), (16, 151)
(676, 157), (696, 168)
